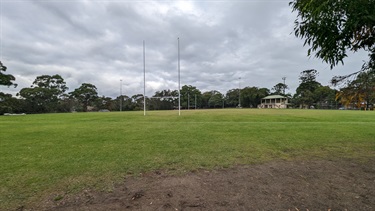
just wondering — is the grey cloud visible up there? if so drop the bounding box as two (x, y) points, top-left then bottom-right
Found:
(1, 0), (365, 98)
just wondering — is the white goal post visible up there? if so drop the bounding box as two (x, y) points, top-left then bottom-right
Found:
(143, 38), (181, 116)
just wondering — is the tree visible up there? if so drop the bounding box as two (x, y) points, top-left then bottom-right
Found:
(272, 83), (288, 95)
(241, 87), (270, 108)
(69, 83), (98, 112)
(95, 96), (116, 111)
(225, 89), (240, 108)
(208, 90), (223, 108)
(0, 92), (24, 114)
(0, 61), (17, 87)
(18, 74), (68, 113)
(293, 69), (322, 108)
(131, 94), (145, 111)
(336, 69), (375, 109)
(290, 0), (375, 70)
(201, 91), (212, 108)
(0, 61), (19, 114)
(180, 85), (202, 109)
(314, 86), (337, 109)
(151, 89), (178, 110)
(115, 95), (133, 111)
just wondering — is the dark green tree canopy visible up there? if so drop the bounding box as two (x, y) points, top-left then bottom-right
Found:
(272, 83), (288, 95)
(208, 90), (223, 108)
(180, 85), (202, 109)
(0, 61), (17, 87)
(18, 74), (68, 113)
(225, 89), (240, 107)
(69, 83), (98, 112)
(241, 87), (270, 108)
(290, 0), (375, 69)
(296, 69), (322, 93)
(32, 74), (67, 93)
(294, 69), (323, 108)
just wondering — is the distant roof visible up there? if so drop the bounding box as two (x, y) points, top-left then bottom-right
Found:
(262, 95), (287, 99)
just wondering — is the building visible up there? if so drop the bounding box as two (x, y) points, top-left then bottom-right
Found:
(258, 95), (289, 109)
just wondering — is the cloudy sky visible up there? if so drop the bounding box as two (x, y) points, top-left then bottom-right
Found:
(0, 0), (368, 98)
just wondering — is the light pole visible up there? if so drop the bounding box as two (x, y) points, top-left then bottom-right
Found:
(282, 77), (286, 95)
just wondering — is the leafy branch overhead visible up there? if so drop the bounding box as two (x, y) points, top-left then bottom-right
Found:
(290, 0), (375, 69)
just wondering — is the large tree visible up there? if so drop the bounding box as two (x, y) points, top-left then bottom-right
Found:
(131, 94), (145, 111)
(0, 61), (17, 88)
(336, 70), (375, 109)
(150, 89), (178, 110)
(0, 92), (24, 114)
(69, 83), (98, 112)
(225, 89), (240, 108)
(293, 69), (322, 108)
(207, 90), (224, 108)
(290, 0), (375, 70)
(241, 87), (270, 108)
(0, 61), (19, 114)
(272, 83), (288, 96)
(314, 86), (337, 109)
(201, 91), (212, 108)
(180, 85), (202, 109)
(18, 74), (68, 113)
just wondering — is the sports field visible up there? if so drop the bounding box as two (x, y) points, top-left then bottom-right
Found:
(1, 109), (374, 209)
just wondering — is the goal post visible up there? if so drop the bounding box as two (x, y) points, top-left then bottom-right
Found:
(143, 38), (181, 116)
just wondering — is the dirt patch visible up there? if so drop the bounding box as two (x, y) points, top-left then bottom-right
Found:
(32, 159), (375, 210)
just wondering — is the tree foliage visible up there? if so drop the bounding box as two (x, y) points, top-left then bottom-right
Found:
(272, 83), (288, 95)
(180, 85), (202, 109)
(18, 74), (68, 113)
(207, 90), (223, 108)
(293, 69), (322, 108)
(69, 83), (98, 112)
(150, 89), (178, 110)
(0, 92), (24, 114)
(336, 69), (375, 109)
(225, 89), (240, 107)
(290, 0), (375, 69)
(0, 61), (17, 87)
(240, 87), (270, 108)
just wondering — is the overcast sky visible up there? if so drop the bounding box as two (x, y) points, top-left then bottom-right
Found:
(0, 0), (368, 98)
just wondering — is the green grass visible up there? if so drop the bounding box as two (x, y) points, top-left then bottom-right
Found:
(1, 109), (375, 209)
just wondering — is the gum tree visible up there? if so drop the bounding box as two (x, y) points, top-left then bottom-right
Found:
(69, 83), (98, 112)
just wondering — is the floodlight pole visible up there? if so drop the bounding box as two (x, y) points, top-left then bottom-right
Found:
(178, 37), (181, 116)
(282, 76), (286, 95)
(143, 40), (146, 116)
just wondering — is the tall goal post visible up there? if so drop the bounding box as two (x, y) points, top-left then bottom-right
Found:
(142, 38), (181, 116)
(143, 40), (146, 116)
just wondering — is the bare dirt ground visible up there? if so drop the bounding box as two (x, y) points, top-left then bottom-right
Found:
(30, 158), (374, 211)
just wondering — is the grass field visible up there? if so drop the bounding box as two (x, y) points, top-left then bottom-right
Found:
(1, 109), (374, 209)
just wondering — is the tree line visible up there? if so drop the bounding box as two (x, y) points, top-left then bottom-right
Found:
(2, 60), (373, 114)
